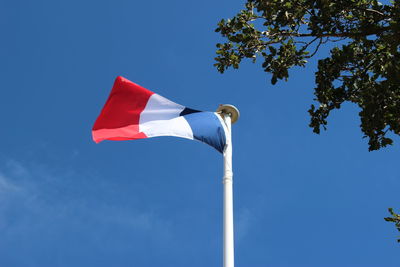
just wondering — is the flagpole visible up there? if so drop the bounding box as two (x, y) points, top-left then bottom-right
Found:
(218, 104), (239, 267)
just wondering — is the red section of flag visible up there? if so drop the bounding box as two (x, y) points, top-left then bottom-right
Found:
(92, 76), (153, 143)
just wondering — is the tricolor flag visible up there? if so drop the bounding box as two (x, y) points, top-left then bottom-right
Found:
(92, 76), (227, 153)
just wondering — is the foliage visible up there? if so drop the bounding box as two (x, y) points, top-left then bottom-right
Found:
(215, 0), (400, 151)
(384, 208), (400, 242)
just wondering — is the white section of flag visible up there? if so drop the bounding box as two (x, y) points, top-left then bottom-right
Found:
(138, 93), (193, 140)
(140, 116), (194, 139)
(139, 94), (185, 125)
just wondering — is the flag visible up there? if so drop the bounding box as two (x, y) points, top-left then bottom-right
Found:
(92, 76), (227, 153)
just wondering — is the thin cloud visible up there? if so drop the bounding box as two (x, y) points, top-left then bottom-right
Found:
(0, 173), (20, 194)
(0, 158), (173, 241)
(235, 207), (254, 244)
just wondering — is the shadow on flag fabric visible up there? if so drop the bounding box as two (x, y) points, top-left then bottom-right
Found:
(92, 76), (227, 153)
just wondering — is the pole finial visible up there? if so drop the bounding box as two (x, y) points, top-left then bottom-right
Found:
(217, 104), (240, 124)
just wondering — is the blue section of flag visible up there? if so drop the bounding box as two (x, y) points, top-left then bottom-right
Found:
(183, 112), (226, 153)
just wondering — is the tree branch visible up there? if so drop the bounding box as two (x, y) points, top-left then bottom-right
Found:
(262, 26), (391, 39)
(306, 38), (324, 58)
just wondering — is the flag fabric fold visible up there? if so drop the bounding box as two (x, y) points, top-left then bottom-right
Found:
(92, 76), (227, 153)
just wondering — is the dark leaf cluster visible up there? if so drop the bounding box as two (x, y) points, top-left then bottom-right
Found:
(215, 0), (400, 151)
(384, 208), (400, 242)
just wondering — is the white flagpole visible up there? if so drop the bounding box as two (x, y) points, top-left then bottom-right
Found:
(218, 104), (239, 267)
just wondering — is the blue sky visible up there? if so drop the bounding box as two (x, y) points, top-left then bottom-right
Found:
(1, 1), (399, 266)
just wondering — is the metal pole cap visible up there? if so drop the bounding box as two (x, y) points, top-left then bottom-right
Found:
(217, 104), (240, 124)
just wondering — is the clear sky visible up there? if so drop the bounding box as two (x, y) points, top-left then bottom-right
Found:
(1, 1), (399, 266)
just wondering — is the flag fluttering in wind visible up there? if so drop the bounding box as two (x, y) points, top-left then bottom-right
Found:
(93, 76), (239, 267)
(92, 76), (227, 153)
